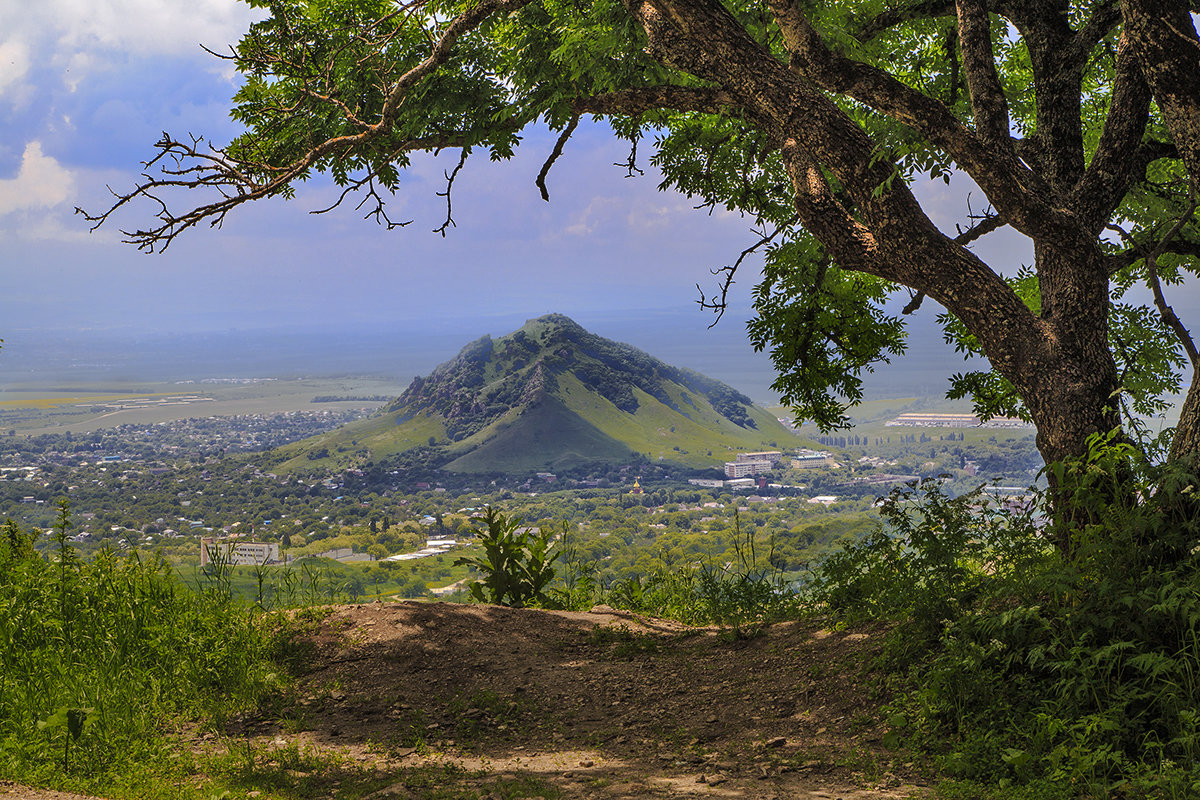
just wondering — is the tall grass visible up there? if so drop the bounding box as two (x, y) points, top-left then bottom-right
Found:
(0, 505), (280, 791)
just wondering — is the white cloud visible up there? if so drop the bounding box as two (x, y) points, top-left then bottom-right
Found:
(0, 141), (75, 215)
(50, 0), (264, 55)
(0, 39), (31, 98)
(565, 196), (624, 236)
(0, 0), (265, 97)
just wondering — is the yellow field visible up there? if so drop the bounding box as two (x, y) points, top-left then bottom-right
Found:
(0, 393), (177, 409)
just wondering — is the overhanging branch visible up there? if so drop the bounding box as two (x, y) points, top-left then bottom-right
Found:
(697, 216), (797, 325)
(574, 86), (739, 117)
(78, 0), (534, 251)
(536, 115), (579, 202)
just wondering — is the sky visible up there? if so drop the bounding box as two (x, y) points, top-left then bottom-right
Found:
(0, 0), (773, 334)
(0, 0), (1043, 397)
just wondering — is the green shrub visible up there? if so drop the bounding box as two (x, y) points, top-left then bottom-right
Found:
(604, 513), (800, 633)
(809, 435), (1200, 797)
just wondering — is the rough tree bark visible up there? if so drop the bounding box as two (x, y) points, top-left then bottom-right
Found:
(1121, 0), (1200, 462)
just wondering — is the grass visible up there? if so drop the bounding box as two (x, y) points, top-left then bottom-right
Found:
(274, 368), (810, 474)
(0, 510), (285, 796)
(587, 625), (664, 659)
(175, 551), (473, 609)
(1, 511), (543, 799)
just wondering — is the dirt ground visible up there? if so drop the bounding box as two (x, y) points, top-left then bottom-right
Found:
(6, 601), (930, 799)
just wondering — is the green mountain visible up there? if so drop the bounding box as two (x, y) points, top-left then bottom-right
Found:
(274, 314), (804, 473)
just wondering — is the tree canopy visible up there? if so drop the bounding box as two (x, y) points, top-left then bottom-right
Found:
(84, 0), (1200, 469)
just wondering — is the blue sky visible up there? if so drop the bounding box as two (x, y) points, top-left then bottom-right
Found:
(0, 0), (774, 337)
(0, 0), (1053, 400)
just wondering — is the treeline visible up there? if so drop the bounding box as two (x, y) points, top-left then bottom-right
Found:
(813, 431), (966, 447)
(310, 395), (391, 403)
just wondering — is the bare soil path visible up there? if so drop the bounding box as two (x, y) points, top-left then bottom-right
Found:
(239, 601), (927, 798)
(6, 601), (930, 799)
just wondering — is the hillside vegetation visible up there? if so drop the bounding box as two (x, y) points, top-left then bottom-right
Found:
(271, 314), (803, 473)
(6, 434), (1200, 800)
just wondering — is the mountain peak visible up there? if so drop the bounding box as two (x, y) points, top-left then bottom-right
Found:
(283, 316), (802, 473)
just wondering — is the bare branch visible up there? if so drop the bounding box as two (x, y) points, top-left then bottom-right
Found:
(901, 208), (1002, 316)
(697, 216), (796, 325)
(79, 0), (534, 251)
(434, 149), (469, 237)
(536, 115), (579, 202)
(615, 137), (645, 178)
(1145, 194), (1200, 368)
(953, 196), (1004, 245)
(359, 180), (413, 230)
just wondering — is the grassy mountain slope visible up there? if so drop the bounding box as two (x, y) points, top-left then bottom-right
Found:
(274, 314), (804, 473)
(443, 394), (632, 473)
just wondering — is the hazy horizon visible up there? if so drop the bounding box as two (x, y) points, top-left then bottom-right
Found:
(0, 305), (981, 408)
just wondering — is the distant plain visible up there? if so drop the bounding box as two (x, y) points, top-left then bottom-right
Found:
(0, 377), (408, 434)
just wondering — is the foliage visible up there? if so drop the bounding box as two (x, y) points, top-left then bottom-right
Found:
(809, 440), (1200, 797)
(455, 506), (559, 607)
(548, 522), (602, 611)
(0, 513), (282, 791)
(604, 511), (800, 634)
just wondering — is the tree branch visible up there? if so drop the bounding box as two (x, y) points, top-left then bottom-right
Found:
(853, 0), (957, 42)
(953, 206), (1005, 245)
(697, 216), (796, 324)
(434, 149), (469, 236)
(536, 115), (579, 202)
(955, 0), (1012, 146)
(1121, 0), (1200, 195)
(779, 141), (880, 274)
(767, 0), (1077, 248)
(1067, 0), (1122, 66)
(615, 137), (645, 178)
(903, 209), (1004, 315)
(312, 169), (415, 230)
(78, 0), (534, 251)
(574, 86), (738, 117)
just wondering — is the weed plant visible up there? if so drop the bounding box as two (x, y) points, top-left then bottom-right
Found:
(454, 507), (558, 607)
(0, 507), (281, 793)
(190, 546), (360, 609)
(809, 433), (1200, 798)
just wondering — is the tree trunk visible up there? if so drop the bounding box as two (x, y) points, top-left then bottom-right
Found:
(1122, 0), (1200, 467)
(1170, 370), (1200, 463)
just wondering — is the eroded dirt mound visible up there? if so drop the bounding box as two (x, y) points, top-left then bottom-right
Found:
(221, 601), (928, 798)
